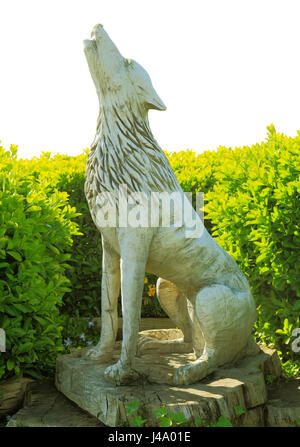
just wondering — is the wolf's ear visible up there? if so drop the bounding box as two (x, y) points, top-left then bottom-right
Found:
(129, 59), (167, 111)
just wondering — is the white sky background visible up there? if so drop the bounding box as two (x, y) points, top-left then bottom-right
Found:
(0, 0), (300, 159)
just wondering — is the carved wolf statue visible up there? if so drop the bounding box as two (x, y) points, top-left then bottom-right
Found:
(83, 24), (258, 386)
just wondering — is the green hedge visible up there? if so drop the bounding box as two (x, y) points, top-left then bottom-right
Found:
(0, 144), (80, 380)
(204, 125), (300, 376)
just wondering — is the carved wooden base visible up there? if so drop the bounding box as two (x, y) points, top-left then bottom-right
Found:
(55, 330), (282, 427)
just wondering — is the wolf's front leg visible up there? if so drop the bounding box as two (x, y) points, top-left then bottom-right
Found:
(85, 236), (120, 361)
(104, 228), (153, 385)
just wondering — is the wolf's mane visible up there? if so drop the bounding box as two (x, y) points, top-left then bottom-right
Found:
(85, 100), (181, 205)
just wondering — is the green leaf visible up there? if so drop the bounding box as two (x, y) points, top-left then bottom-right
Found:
(256, 252), (268, 263)
(194, 417), (203, 426)
(234, 405), (245, 416)
(129, 415), (147, 427)
(159, 416), (172, 427)
(293, 300), (300, 311)
(153, 405), (167, 418)
(0, 262), (9, 269)
(169, 412), (187, 425)
(48, 244), (60, 255)
(27, 206), (41, 212)
(284, 318), (289, 332)
(18, 342), (34, 354)
(7, 251), (22, 262)
(215, 416), (233, 427)
(4, 305), (20, 317)
(125, 400), (140, 416)
(14, 303), (31, 313)
(43, 324), (58, 335)
(33, 316), (48, 326)
(7, 359), (15, 371)
(266, 375), (276, 384)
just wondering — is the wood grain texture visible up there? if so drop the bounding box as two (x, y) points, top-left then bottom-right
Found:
(56, 330), (282, 427)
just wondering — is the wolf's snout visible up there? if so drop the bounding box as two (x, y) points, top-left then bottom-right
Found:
(91, 23), (104, 40)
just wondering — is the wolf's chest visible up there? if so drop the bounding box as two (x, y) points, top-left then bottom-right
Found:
(84, 152), (102, 219)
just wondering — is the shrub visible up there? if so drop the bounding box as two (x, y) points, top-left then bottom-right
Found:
(17, 152), (104, 320)
(205, 125), (300, 376)
(0, 144), (80, 380)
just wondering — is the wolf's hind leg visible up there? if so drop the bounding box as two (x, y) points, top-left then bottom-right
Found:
(137, 278), (194, 355)
(174, 284), (256, 385)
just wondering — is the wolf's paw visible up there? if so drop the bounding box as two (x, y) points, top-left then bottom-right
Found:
(84, 346), (113, 362)
(173, 359), (215, 386)
(104, 361), (140, 385)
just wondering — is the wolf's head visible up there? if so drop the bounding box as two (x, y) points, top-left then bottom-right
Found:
(84, 24), (166, 113)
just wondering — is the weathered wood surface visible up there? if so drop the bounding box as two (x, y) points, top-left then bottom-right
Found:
(3, 345), (298, 427)
(56, 330), (282, 427)
(266, 378), (300, 427)
(0, 377), (34, 418)
(6, 381), (104, 427)
(7, 377), (299, 427)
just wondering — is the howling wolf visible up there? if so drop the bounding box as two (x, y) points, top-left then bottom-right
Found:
(83, 24), (258, 385)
